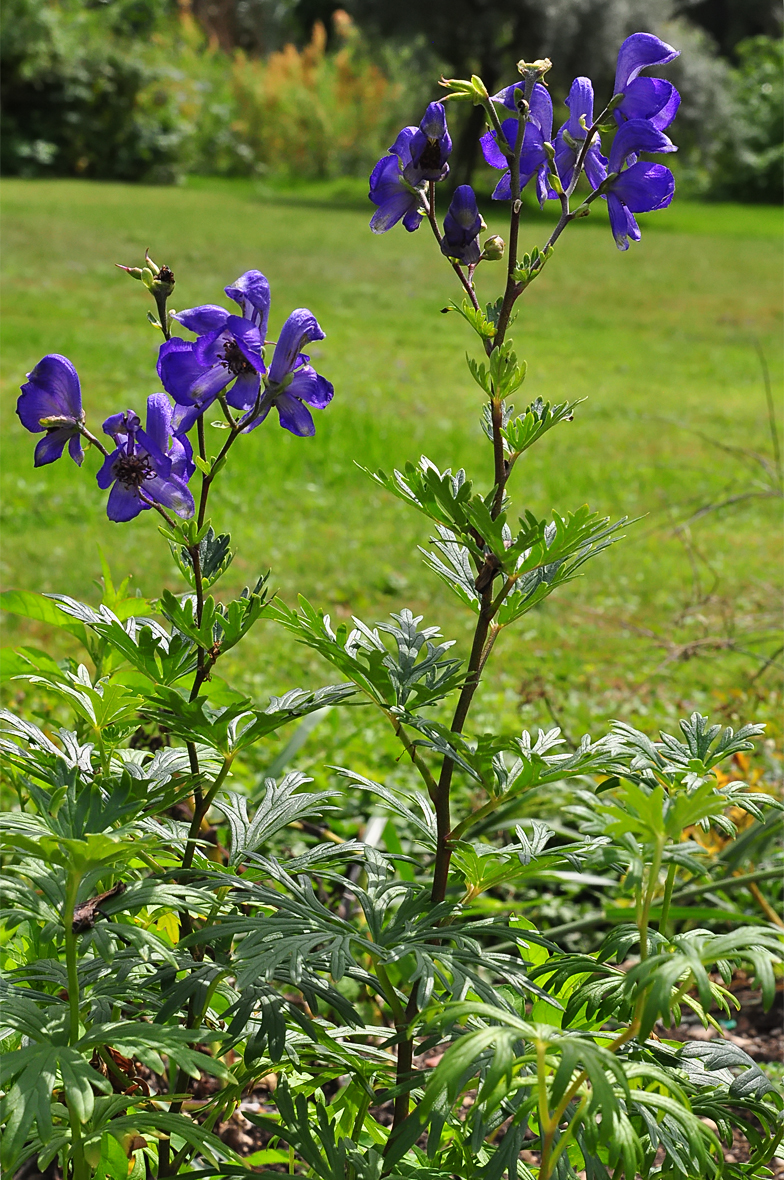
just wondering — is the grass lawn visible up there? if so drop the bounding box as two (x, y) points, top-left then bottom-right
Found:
(0, 176), (781, 782)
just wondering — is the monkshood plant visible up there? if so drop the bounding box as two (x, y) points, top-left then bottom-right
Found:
(1, 31), (783, 1180)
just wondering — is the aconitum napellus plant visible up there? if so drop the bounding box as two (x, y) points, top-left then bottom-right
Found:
(4, 31), (783, 1180)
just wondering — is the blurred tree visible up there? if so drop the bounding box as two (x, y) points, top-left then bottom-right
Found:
(687, 0), (782, 58)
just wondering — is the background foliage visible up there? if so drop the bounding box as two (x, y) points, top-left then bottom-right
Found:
(1, 0), (782, 197)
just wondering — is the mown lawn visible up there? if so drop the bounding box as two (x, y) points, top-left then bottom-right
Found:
(0, 176), (781, 778)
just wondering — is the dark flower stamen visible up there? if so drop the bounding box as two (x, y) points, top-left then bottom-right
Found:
(418, 138), (443, 172)
(116, 452), (155, 488)
(222, 339), (255, 376)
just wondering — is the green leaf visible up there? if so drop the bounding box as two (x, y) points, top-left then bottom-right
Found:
(502, 396), (581, 457)
(0, 589), (90, 648)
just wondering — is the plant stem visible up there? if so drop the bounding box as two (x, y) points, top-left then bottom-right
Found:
(639, 837), (664, 960)
(63, 875), (82, 1045)
(430, 592), (494, 905)
(181, 754), (234, 872)
(659, 860), (677, 938)
(388, 713), (440, 799)
(63, 874), (89, 1180)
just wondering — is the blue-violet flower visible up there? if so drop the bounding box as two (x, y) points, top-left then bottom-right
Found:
(604, 119), (676, 249)
(409, 102), (452, 180)
(554, 77), (608, 191)
(245, 309), (334, 437)
(17, 354), (85, 467)
(96, 394), (195, 522)
(369, 127), (426, 234)
(480, 83), (557, 205)
(613, 32), (680, 131)
(441, 186), (483, 264)
(157, 270), (269, 432)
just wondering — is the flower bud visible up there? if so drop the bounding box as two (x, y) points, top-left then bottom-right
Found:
(517, 57), (552, 81)
(117, 256), (175, 297)
(481, 235), (505, 261)
(440, 73), (489, 105)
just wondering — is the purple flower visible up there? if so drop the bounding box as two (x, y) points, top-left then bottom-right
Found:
(369, 127), (426, 234)
(158, 270), (270, 432)
(441, 186), (483, 265)
(17, 354), (85, 467)
(604, 119), (676, 250)
(96, 394), (195, 522)
(554, 77), (608, 192)
(613, 32), (680, 131)
(409, 102), (452, 181)
(480, 83), (557, 205)
(245, 309), (334, 437)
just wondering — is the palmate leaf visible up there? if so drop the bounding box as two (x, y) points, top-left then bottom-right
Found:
(608, 713), (768, 783)
(0, 1043), (113, 1171)
(56, 605), (198, 686)
(501, 396), (581, 457)
(0, 588), (92, 648)
(420, 509), (626, 623)
(680, 1039), (782, 1101)
(143, 682), (355, 753)
(213, 773), (340, 865)
(451, 823), (612, 900)
(270, 598), (463, 710)
(245, 1078), (384, 1180)
(361, 456), (477, 536)
(333, 769), (437, 850)
(624, 926), (783, 1038)
(22, 665), (144, 734)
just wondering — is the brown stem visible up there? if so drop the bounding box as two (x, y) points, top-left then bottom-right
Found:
(430, 593), (494, 905)
(490, 398), (507, 516)
(383, 991), (419, 1159)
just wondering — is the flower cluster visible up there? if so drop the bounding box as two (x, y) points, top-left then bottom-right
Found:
(16, 271), (334, 522)
(369, 32), (680, 253)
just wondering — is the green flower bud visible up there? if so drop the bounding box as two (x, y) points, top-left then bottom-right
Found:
(440, 73), (489, 105)
(481, 235), (505, 261)
(516, 57), (552, 81)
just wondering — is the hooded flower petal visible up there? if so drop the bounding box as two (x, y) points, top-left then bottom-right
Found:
(224, 269), (271, 335)
(97, 395), (194, 521)
(528, 84), (553, 139)
(172, 305), (230, 335)
(615, 76), (680, 128)
(225, 369), (261, 413)
(143, 393), (175, 456)
(33, 427), (76, 467)
(18, 354), (83, 430)
(614, 32), (679, 94)
(563, 76), (594, 137)
(103, 409), (140, 440)
(106, 479), (144, 522)
(608, 119), (676, 173)
(410, 102), (452, 180)
(144, 473), (195, 518)
(157, 338), (207, 405)
(369, 135), (425, 234)
(17, 354), (85, 466)
(268, 310), (326, 386)
(584, 143), (609, 189)
(441, 185), (483, 264)
(480, 119), (516, 169)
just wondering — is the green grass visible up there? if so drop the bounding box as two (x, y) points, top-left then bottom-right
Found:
(1, 176), (782, 776)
